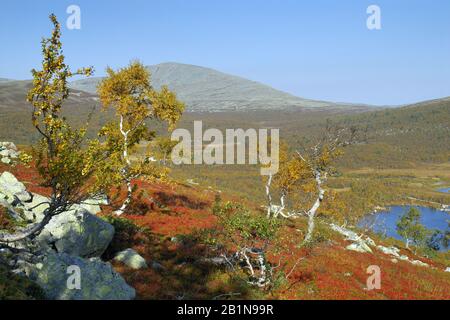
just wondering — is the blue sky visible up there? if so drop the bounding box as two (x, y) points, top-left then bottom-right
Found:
(1, 0), (449, 105)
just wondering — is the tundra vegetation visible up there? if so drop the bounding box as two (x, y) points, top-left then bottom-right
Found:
(208, 197), (281, 288)
(0, 14), (449, 300)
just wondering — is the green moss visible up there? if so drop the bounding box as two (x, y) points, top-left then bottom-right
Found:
(0, 263), (46, 300)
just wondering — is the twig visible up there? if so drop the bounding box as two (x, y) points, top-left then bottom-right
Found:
(212, 292), (241, 300)
(286, 257), (305, 279)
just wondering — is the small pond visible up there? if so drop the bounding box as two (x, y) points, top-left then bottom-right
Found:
(437, 187), (450, 194)
(358, 206), (449, 251)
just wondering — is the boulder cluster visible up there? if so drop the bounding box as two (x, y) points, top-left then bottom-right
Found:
(0, 142), (20, 165)
(330, 224), (431, 268)
(0, 170), (147, 300)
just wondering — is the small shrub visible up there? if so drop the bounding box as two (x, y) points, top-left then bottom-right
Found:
(209, 198), (282, 289)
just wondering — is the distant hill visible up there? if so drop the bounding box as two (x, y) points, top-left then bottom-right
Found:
(0, 80), (106, 144)
(1, 65), (448, 168)
(333, 97), (450, 167)
(175, 96), (450, 168)
(69, 62), (372, 112)
(0, 80), (99, 106)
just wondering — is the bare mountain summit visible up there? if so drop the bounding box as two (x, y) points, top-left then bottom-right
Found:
(69, 62), (366, 112)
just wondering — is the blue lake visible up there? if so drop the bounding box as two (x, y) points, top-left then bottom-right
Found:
(358, 206), (449, 251)
(437, 187), (450, 194)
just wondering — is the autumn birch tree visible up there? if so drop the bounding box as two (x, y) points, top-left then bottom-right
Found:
(97, 62), (184, 215)
(0, 14), (109, 244)
(265, 121), (360, 245)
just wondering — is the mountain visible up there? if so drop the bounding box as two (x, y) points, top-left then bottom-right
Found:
(0, 80), (105, 144)
(69, 62), (372, 112)
(0, 80), (98, 106)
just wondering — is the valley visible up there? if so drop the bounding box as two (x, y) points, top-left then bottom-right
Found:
(0, 63), (449, 301)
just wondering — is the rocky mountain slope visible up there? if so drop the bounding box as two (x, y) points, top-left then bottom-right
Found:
(0, 80), (98, 106)
(69, 62), (373, 112)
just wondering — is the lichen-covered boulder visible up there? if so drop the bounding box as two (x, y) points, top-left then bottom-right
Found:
(78, 196), (109, 215)
(37, 207), (114, 258)
(0, 142), (17, 151)
(346, 242), (373, 253)
(21, 193), (107, 222)
(114, 248), (147, 269)
(0, 171), (32, 203)
(0, 149), (19, 159)
(0, 142), (20, 166)
(21, 193), (49, 222)
(24, 251), (135, 300)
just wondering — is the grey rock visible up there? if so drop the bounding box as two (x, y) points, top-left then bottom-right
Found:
(24, 251), (135, 300)
(376, 245), (400, 257)
(22, 193), (50, 222)
(410, 260), (429, 267)
(1, 157), (11, 164)
(346, 242), (373, 253)
(0, 149), (18, 159)
(21, 193), (106, 222)
(78, 195), (109, 215)
(114, 248), (148, 270)
(0, 142), (17, 151)
(330, 224), (361, 242)
(37, 207), (114, 258)
(0, 171), (32, 203)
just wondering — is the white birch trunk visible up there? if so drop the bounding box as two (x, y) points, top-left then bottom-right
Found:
(302, 170), (325, 244)
(265, 174), (273, 218)
(115, 115), (132, 216)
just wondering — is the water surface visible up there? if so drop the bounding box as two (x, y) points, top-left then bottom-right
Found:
(359, 206), (449, 251)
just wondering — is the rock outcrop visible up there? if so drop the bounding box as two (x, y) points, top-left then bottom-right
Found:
(0, 142), (19, 165)
(0, 172), (114, 258)
(346, 242), (372, 253)
(330, 224), (430, 268)
(22, 251), (135, 300)
(37, 207), (115, 258)
(0, 171), (32, 204)
(0, 171), (136, 300)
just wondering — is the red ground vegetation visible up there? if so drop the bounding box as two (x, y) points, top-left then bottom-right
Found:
(1, 163), (449, 300)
